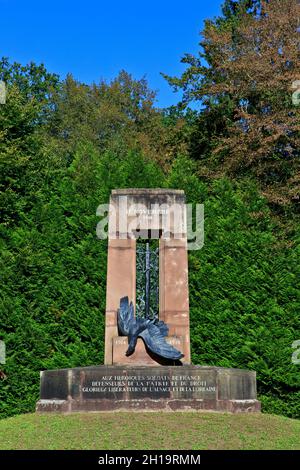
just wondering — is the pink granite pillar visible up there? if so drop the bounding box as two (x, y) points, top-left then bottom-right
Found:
(104, 238), (136, 365)
(159, 238), (191, 363)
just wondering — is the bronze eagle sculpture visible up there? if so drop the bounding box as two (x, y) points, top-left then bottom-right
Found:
(117, 296), (184, 361)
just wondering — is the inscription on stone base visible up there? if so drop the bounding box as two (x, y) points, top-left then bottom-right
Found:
(81, 375), (216, 396)
(36, 365), (260, 413)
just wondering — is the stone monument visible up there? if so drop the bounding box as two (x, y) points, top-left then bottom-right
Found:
(36, 189), (260, 413)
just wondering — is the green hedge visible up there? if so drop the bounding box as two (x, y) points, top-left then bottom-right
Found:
(1, 152), (299, 419)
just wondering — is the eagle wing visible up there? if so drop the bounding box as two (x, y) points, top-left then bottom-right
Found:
(117, 296), (134, 336)
(139, 321), (184, 360)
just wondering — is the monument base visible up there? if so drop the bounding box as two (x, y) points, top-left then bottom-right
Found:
(36, 365), (260, 413)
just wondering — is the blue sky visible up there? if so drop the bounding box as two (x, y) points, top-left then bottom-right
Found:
(0, 0), (222, 107)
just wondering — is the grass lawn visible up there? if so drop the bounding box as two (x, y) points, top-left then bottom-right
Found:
(0, 412), (299, 450)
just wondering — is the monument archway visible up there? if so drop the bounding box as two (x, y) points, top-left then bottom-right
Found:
(104, 189), (191, 365)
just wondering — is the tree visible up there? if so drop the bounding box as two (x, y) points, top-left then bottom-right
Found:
(0, 59), (59, 226)
(165, 0), (300, 209)
(46, 71), (189, 170)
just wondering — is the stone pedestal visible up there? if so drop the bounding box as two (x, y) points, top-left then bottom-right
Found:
(36, 365), (261, 413)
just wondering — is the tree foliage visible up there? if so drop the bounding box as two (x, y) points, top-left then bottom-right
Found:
(165, 0), (300, 208)
(45, 71), (189, 170)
